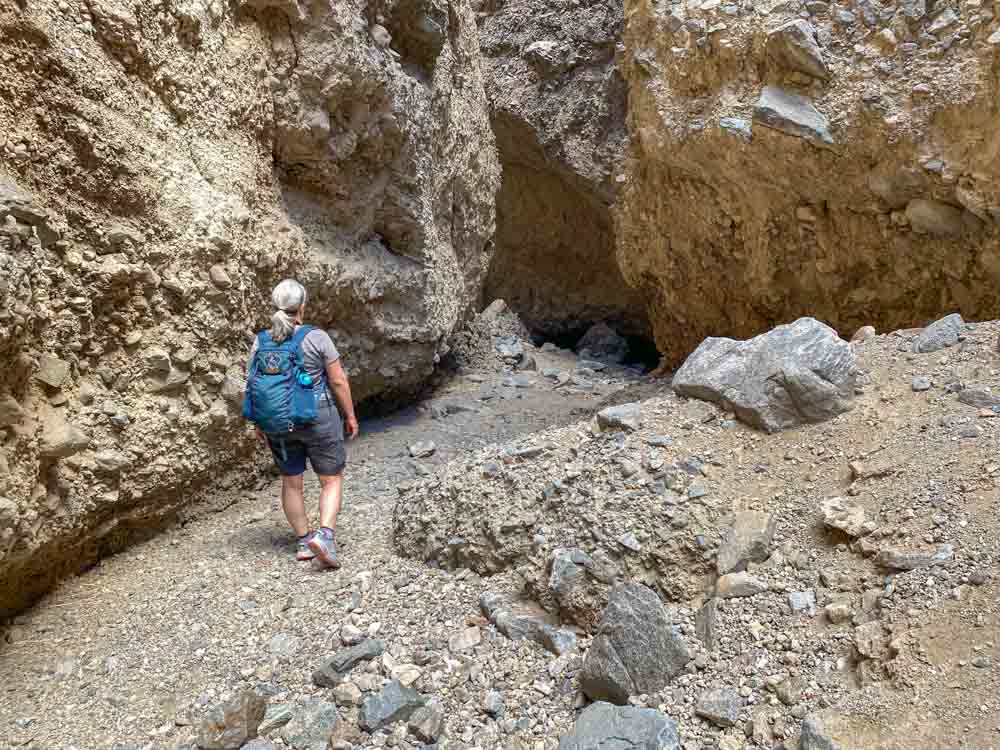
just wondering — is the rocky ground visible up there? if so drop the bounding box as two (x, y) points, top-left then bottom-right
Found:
(1, 316), (998, 749)
(0, 332), (651, 750)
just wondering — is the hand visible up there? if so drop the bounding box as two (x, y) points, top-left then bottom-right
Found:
(254, 427), (266, 445)
(345, 415), (359, 440)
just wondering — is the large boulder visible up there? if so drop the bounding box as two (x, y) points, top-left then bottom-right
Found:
(580, 583), (691, 704)
(672, 318), (858, 433)
(558, 702), (680, 750)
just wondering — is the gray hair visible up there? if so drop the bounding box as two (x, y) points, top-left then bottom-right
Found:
(270, 279), (307, 343)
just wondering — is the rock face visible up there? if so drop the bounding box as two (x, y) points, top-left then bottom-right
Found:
(580, 583), (691, 704)
(616, 0), (1000, 366)
(558, 702), (680, 750)
(479, 0), (648, 337)
(673, 318), (859, 433)
(0, 0), (497, 614)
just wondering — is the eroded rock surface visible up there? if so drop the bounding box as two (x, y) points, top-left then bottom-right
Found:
(479, 0), (648, 337)
(616, 0), (1000, 365)
(0, 0), (497, 613)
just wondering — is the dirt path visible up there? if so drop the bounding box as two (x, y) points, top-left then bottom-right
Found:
(0, 351), (645, 750)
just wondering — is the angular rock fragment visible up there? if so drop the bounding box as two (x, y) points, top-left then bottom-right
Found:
(912, 313), (963, 353)
(280, 699), (339, 750)
(312, 640), (385, 687)
(716, 512), (776, 574)
(0, 396), (24, 427)
(480, 592), (576, 655)
(695, 688), (743, 728)
(957, 386), (1000, 410)
(753, 86), (833, 145)
(35, 354), (70, 389)
(717, 572), (767, 599)
(197, 692), (267, 750)
(558, 701), (680, 750)
(673, 318), (856, 433)
(766, 20), (830, 79)
(596, 403), (641, 432)
(39, 418), (90, 458)
(905, 200), (978, 237)
(359, 680), (423, 732)
(580, 583), (690, 704)
(876, 545), (953, 571)
(820, 497), (870, 538)
(407, 703), (444, 743)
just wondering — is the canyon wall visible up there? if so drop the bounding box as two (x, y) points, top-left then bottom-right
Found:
(0, 0), (498, 614)
(616, 0), (1000, 364)
(479, 0), (649, 338)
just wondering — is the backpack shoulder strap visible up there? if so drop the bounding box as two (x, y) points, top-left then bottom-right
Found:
(256, 330), (273, 349)
(289, 325), (314, 350)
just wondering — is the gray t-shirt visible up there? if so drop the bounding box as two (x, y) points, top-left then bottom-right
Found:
(248, 326), (340, 392)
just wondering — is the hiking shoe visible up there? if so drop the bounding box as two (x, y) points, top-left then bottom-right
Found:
(308, 529), (340, 569)
(296, 532), (317, 561)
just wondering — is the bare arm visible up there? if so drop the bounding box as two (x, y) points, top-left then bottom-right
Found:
(326, 359), (358, 439)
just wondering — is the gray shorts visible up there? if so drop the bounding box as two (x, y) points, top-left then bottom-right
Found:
(265, 398), (346, 477)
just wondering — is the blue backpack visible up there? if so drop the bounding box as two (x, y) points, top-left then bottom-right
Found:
(243, 326), (325, 434)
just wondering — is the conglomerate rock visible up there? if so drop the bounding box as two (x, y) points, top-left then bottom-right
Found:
(615, 0), (1000, 365)
(0, 0), (497, 613)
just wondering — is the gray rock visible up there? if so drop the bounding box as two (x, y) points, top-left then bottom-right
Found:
(580, 583), (691, 704)
(359, 680), (423, 732)
(928, 7), (959, 33)
(820, 497), (870, 538)
(484, 690), (505, 717)
(694, 688), (743, 728)
(673, 317), (857, 433)
(717, 571), (767, 599)
(905, 200), (976, 237)
(912, 313), (965, 353)
(143, 347), (172, 374)
(35, 354), (70, 389)
(753, 86), (833, 146)
(876, 544), (954, 570)
(716, 512), (776, 574)
(258, 704), (293, 735)
(695, 598), (720, 650)
(901, 0), (926, 20)
(719, 117), (751, 142)
(558, 701), (680, 750)
(407, 703), (444, 743)
(788, 590), (817, 616)
(241, 741), (274, 750)
(495, 337), (524, 360)
(911, 376), (931, 392)
(280, 699), (339, 750)
(39, 418), (91, 458)
(408, 441), (436, 458)
(480, 592), (577, 655)
(197, 692), (267, 750)
(618, 533), (642, 552)
(577, 322), (628, 363)
(313, 640), (385, 687)
(851, 325), (876, 343)
(596, 403), (641, 432)
(149, 368), (190, 393)
(958, 386), (1000, 409)
(766, 20), (830, 79)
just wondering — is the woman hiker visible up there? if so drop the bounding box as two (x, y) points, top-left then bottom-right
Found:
(246, 279), (359, 569)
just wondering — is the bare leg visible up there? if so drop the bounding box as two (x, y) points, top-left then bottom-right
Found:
(281, 474), (309, 536)
(317, 473), (343, 531)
